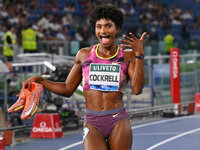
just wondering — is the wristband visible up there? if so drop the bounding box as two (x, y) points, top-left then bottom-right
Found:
(135, 54), (144, 60)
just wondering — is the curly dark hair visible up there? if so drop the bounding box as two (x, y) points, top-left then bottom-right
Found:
(89, 5), (124, 30)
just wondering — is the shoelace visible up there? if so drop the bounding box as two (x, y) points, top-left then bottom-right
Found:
(16, 87), (28, 99)
(25, 91), (31, 108)
(16, 91), (25, 99)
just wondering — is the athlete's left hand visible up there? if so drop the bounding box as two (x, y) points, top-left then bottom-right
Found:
(120, 32), (147, 55)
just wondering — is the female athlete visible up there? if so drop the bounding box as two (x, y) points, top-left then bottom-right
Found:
(23, 5), (146, 150)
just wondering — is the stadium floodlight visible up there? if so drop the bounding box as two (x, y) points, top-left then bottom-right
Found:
(43, 61), (56, 71)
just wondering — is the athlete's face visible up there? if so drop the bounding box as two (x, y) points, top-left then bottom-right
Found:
(95, 18), (119, 47)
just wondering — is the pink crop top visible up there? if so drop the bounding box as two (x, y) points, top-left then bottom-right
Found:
(82, 44), (129, 93)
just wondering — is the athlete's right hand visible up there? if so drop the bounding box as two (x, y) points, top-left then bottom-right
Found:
(23, 76), (43, 89)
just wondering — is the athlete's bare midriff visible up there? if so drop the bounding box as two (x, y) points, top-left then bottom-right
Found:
(84, 90), (124, 111)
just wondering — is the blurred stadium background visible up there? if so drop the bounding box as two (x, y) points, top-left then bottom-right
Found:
(0, 0), (200, 147)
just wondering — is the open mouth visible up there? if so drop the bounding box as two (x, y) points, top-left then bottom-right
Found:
(100, 35), (110, 44)
(100, 35), (110, 38)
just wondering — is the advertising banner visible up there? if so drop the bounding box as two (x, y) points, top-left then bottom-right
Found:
(194, 93), (200, 112)
(170, 48), (180, 104)
(0, 137), (5, 150)
(30, 113), (63, 138)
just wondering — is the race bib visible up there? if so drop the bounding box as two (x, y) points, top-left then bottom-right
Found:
(89, 63), (120, 91)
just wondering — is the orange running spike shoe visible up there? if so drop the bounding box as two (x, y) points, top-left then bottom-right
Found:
(8, 84), (28, 113)
(21, 82), (43, 120)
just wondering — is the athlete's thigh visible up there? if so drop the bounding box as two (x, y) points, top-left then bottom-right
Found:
(83, 123), (109, 150)
(108, 118), (133, 150)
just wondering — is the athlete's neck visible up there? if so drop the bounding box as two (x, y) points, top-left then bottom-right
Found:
(98, 43), (117, 56)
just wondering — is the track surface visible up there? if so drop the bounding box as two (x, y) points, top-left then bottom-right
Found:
(6, 115), (200, 150)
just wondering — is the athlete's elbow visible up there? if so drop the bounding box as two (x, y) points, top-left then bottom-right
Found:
(131, 82), (145, 95)
(64, 93), (73, 97)
(132, 88), (143, 95)
(62, 87), (74, 97)
(131, 85), (144, 95)
(64, 90), (74, 97)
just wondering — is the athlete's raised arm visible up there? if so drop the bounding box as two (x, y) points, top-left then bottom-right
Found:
(120, 32), (146, 95)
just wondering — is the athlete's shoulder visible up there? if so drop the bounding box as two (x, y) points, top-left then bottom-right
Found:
(75, 45), (95, 64)
(77, 45), (94, 57)
(79, 45), (94, 53)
